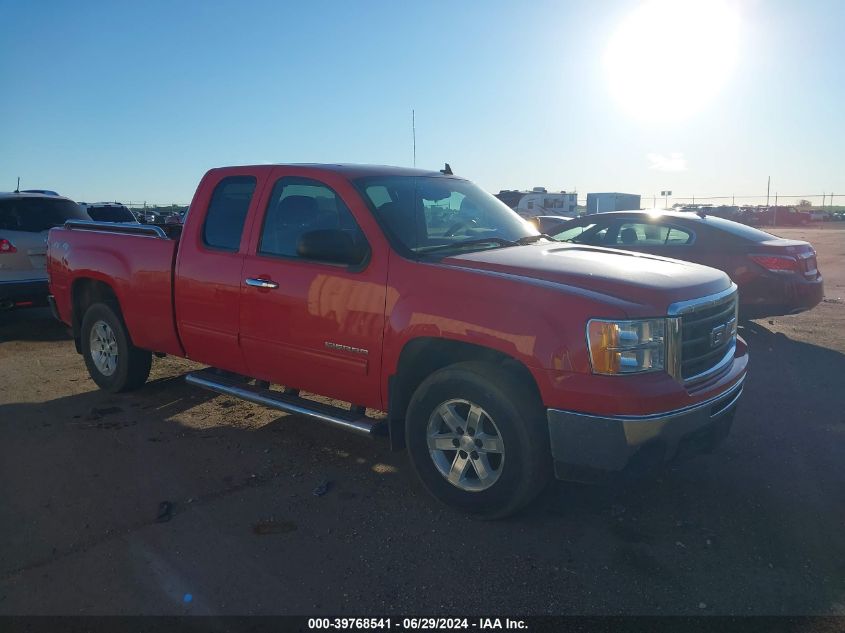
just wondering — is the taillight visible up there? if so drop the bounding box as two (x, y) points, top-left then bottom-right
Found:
(749, 254), (800, 273)
(0, 238), (17, 254)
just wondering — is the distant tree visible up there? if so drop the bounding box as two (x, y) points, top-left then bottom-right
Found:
(797, 199), (812, 208)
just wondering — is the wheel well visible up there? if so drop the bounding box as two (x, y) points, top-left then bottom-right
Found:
(387, 337), (542, 450)
(71, 278), (120, 353)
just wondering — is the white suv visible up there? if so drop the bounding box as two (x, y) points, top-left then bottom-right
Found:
(0, 192), (89, 310)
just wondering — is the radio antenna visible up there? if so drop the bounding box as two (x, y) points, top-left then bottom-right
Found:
(412, 109), (416, 167)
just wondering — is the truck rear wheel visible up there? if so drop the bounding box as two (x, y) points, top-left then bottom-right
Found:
(405, 362), (551, 518)
(81, 302), (151, 393)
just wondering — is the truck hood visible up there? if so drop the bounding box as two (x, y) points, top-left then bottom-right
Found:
(442, 243), (732, 314)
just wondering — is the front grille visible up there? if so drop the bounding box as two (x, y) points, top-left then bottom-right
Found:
(679, 292), (737, 381)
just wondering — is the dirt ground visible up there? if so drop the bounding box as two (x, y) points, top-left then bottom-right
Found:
(1, 226), (843, 616)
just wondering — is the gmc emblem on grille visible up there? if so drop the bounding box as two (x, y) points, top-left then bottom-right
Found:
(710, 324), (727, 348)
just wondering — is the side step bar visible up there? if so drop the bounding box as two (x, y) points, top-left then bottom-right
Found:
(185, 368), (382, 437)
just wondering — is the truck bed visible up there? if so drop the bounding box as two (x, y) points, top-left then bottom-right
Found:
(48, 221), (184, 357)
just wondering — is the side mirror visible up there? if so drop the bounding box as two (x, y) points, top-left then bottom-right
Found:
(297, 229), (366, 266)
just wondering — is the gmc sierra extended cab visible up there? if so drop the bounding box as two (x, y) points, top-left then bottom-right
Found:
(47, 164), (748, 517)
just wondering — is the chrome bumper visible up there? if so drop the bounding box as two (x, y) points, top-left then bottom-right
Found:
(547, 376), (744, 479)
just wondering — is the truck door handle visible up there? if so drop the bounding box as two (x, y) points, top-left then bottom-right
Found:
(245, 277), (279, 289)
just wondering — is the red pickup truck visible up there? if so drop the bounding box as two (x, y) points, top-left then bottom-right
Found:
(47, 164), (748, 517)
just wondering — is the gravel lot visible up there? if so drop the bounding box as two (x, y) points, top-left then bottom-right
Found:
(1, 226), (844, 616)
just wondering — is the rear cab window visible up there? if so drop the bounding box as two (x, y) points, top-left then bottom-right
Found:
(202, 176), (257, 251)
(0, 197), (88, 233)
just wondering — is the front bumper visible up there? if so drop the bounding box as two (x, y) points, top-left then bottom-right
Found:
(548, 375), (744, 481)
(0, 278), (49, 309)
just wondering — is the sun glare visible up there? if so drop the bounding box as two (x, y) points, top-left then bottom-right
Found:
(604, 0), (741, 122)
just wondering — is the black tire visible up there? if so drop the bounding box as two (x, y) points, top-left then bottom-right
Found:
(405, 361), (551, 519)
(81, 302), (151, 393)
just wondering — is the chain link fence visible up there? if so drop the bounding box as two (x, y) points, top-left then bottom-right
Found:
(633, 193), (843, 210)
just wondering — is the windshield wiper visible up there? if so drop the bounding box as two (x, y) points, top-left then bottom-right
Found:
(515, 234), (556, 245)
(419, 237), (518, 254)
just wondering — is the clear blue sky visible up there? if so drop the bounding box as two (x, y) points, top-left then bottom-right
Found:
(1, 0), (843, 205)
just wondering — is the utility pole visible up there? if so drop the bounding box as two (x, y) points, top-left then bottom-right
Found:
(766, 176), (770, 206)
(412, 109), (416, 167)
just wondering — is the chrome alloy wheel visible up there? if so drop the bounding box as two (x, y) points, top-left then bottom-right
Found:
(89, 320), (118, 377)
(426, 399), (505, 492)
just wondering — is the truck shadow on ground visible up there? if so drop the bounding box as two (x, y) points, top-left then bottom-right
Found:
(534, 320), (845, 612)
(2, 323), (844, 614)
(0, 308), (71, 343)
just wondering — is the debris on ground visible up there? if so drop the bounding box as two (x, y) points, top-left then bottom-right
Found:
(155, 501), (173, 523)
(313, 480), (332, 497)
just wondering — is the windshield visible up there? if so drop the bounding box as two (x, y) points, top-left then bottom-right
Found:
(0, 197), (88, 233)
(355, 176), (537, 254)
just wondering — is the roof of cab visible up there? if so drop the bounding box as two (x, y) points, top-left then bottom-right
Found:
(209, 163), (462, 180)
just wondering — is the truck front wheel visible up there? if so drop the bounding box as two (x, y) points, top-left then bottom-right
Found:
(81, 302), (151, 393)
(405, 362), (551, 518)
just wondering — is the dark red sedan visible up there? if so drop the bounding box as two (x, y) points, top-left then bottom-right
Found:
(549, 210), (823, 319)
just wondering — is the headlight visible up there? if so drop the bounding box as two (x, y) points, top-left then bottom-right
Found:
(587, 318), (666, 375)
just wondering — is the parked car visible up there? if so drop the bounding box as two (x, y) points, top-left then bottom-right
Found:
(0, 192), (89, 310)
(529, 215), (574, 234)
(707, 205), (742, 221)
(79, 202), (138, 223)
(550, 210), (823, 319)
(754, 206), (811, 226)
(736, 207), (764, 226)
(47, 164), (747, 517)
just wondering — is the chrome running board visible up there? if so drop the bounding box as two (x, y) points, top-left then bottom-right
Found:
(185, 368), (381, 437)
